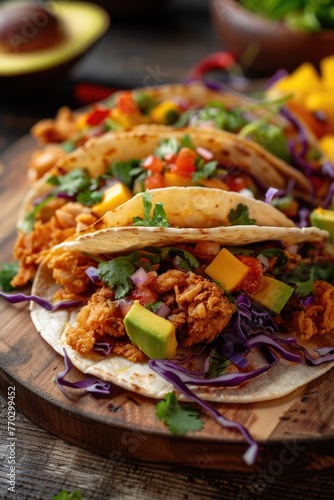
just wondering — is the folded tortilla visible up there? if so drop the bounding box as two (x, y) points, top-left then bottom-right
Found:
(30, 188), (333, 404)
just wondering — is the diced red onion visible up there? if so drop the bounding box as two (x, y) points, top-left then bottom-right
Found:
(256, 254), (269, 271)
(195, 146), (214, 161)
(265, 187), (279, 203)
(85, 266), (99, 284)
(116, 299), (134, 317)
(131, 267), (157, 287)
(155, 302), (171, 318)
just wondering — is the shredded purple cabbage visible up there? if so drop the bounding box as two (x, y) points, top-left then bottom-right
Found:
(56, 348), (112, 397)
(321, 181), (334, 209)
(149, 357), (264, 465)
(0, 291), (81, 311)
(93, 340), (113, 356)
(263, 69), (289, 89)
(284, 342), (334, 366)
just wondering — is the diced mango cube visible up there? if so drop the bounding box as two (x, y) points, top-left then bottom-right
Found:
(205, 248), (248, 292)
(305, 91), (334, 132)
(149, 100), (180, 124)
(320, 55), (334, 90)
(319, 135), (334, 162)
(92, 183), (133, 218)
(164, 172), (194, 187)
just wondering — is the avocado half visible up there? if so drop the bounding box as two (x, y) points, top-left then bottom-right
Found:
(0, 1), (109, 89)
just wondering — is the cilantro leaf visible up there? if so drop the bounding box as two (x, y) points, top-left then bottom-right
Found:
(156, 392), (203, 435)
(192, 160), (218, 181)
(97, 257), (136, 299)
(207, 348), (231, 378)
(259, 248), (289, 275)
(228, 204), (256, 226)
(180, 133), (195, 150)
(313, 261), (334, 284)
(133, 191), (170, 227)
(76, 190), (103, 206)
(154, 137), (179, 159)
(51, 490), (83, 500)
(0, 262), (19, 291)
(281, 262), (314, 297)
(161, 247), (199, 270)
(19, 195), (55, 233)
(47, 168), (92, 196)
(108, 159), (142, 188)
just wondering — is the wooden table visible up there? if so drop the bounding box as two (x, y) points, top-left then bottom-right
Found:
(1, 1), (334, 498)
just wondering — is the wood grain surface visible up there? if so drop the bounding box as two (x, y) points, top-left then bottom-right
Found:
(1, 136), (334, 476)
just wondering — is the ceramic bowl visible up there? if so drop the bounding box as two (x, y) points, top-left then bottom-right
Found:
(209, 0), (334, 75)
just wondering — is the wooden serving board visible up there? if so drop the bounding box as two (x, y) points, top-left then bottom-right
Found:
(1, 136), (334, 473)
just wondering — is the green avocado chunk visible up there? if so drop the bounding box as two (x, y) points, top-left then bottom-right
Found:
(124, 301), (177, 359)
(310, 208), (334, 242)
(251, 276), (294, 314)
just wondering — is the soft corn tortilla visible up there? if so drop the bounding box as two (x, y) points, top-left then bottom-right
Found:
(18, 126), (310, 226)
(30, 221), (333, 403)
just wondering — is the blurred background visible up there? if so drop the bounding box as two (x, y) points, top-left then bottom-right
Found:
(0, 0), (220, 152)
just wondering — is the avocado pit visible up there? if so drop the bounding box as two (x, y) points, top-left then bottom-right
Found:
(0, 2), (66, 53)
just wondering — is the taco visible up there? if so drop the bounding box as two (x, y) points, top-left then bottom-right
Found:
(28, 189), (334, 465)
(29, 188), (333, 404)
(26, 81), (330, 203)
(12, 127), (304, 288)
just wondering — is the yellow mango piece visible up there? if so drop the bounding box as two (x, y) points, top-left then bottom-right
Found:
(319, 135), (334, 161)
(110, 108), (146, 128)
(268, 62), (322, 105)
(92, 183), (133, 218)
(305, 91), (334, 132)
(205, 248), (248, 292)
(149, 100), (180, 124)
(320, 55), (334, 90)
(76, 114), (88, 130)
(164, 172), (194, 187)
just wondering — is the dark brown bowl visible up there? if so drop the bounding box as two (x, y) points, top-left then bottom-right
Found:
(209, 0), (334, 76)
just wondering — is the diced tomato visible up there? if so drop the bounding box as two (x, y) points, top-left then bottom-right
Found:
(86, 108), (110, 126)
(116, 92), (139, 114)
(236, 256), (263, 294)
(225, 175), (249, 192)
(144, 172), (165, 189)
(171, 147), (197, 176)
(164, 153), (178, 164)
(142, 154), (164, 173)
(131, 286), (158, 306)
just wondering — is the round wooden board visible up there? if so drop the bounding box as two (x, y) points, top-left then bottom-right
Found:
(1, 136), (334, 473)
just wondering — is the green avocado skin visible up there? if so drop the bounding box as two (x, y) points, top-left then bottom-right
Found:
(124, 301), (177, 359)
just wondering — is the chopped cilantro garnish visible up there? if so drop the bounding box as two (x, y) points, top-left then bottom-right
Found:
(0, 262), (19, 291)
(51, 490), (83, 500)
(192, 160), (218, 181)
(97, 255), (137, 299)
(281, 262), (314, 297)
(156, 392), (203, 435)
(228, 204), (256, 226)
(76, 190), (103, 206)
(207, 348), (231, 378)
(159, 247), (199, 270)
(179, 133), (195, 150)
(108, 159), (142, 188)
(259, 248), (289, 275)
(154, 137), (179, 158)
(132, 191), (170, 227)
(133, 92), (158, 114)
(47, 168), (93, 196)
(20, 195), (55, 233)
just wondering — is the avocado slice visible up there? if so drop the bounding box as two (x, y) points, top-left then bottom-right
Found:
(124, 300), (177, 359)
(251, 276), (294, 314)
(310, 207), (333, 242)
(0, 1), (109, 77)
